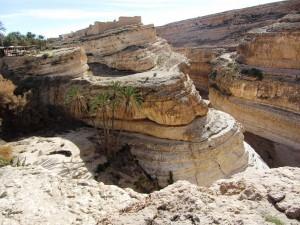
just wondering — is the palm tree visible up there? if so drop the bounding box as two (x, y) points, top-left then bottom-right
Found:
(120, 86), (143, 116)
(65, 86), (88, 118)
(89, 92), (112, 154)
(0, 21), (5, 46)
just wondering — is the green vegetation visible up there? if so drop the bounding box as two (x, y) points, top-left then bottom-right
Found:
(209, 70), (218, 80)
(241, 68), (263, 80)
(265, 215), (285, 225)
(0, 21), (5, 46)
(1, 31), (47, 49)
(0, 21), (47, 49)
(65, 86), (88, 118)
(65, 82), (143, 157)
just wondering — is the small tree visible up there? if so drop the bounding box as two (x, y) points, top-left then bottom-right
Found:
(65, 86), (88, 118)
(65, 83), (143, 157)
(121, 86), (143, 115)
(0, 21), (5, 46)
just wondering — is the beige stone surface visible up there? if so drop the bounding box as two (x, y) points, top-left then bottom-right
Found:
(0, 165), (299, 225)
(45, 70), (208, 126)
(213, 59), (300, 113)
(61, 16), (142, 40)
(60, 23), (159, 72)
(175, 47), (220, 92)
(238, 32), (300, 69)
(0, 47), (88, 79)
(210, 88), (300, 150)
(7, 124), (266, 188)
(157, 0), (300, 47)
(209, 16), (300, 160)
(238, 13), (300, 69)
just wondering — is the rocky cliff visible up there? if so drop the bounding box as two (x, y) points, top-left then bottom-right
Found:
(175, 47), (222, 95)
(209, 15), (300, 167)
(157, 0), (300, 48)
(0, 20), (265, 187)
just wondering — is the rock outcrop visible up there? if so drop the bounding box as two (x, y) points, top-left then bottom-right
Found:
(175, 47), (221, 95)
(238, 16), (300, 70)
(0, 47), (88, 81)
(157, 0), (300, 48)
(0, 19), (266, 187)
(0, 165), (299, 225)
(56, 17), (171, 73)
(209, 15), (300, 167)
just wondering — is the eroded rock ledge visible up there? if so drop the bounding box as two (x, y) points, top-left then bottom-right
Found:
(209, 15), (300, 166)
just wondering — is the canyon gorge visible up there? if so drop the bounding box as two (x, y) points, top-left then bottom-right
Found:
(0, 1), (300, 224)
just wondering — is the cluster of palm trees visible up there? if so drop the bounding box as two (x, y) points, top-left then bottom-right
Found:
(0, 21), (46, 49)
(65, 82), (143, 157)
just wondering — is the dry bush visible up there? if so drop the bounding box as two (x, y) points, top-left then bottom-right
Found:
(0, 144), (13, 167)
(0, 75), (27, 111)
(0, 144), (13, 161)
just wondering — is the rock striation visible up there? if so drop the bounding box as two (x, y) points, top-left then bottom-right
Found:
(0, 165), (299, 225)
(56, 17), (171, 73)
(0, 47), (88, 81)
(0, 19), (266, 187)
(157, 0), (300, 48)
(209, 15), (300, 167)
(175, 47), (222, 95)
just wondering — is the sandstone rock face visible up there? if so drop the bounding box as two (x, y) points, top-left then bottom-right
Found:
(56, 19), (169, 73)
(157, 0), (300, 48)
(0, 165), (299, 225)
(238, 22), (300, 70)
(209, 16), (300, 166)
(0, 47), (88, 81)
(0, 20), (265, 187)
(210, 87), (300, 150)
(61, 16), (142, 40)
(6, 128), (160, 193)
(6, 127), (266, 188)
(176, 47), (221, 95)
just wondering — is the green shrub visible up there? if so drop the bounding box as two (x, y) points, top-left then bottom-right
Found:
(241, 68), (263, 80)
(265, 215), (285, 225)
(209, 70), (218, 80)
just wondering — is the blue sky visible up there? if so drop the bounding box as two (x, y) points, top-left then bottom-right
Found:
(0, 0), (281, 38)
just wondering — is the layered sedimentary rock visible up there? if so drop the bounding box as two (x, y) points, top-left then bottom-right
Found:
(0, 47), (88, 81)
(238, 15), (300, 70)
(60, 16), (142, 40)
(0, 165), (299, 225)
(157, 0), (300, 48)
(6, 128), (159, 193)
(209, 16), (300, 166)
(0, 20), (266, 187)
(175, 47), (221, 94)
(56, 17), (170, 73)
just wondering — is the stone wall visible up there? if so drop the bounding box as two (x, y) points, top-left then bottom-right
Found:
(61, 16), (142, 40)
